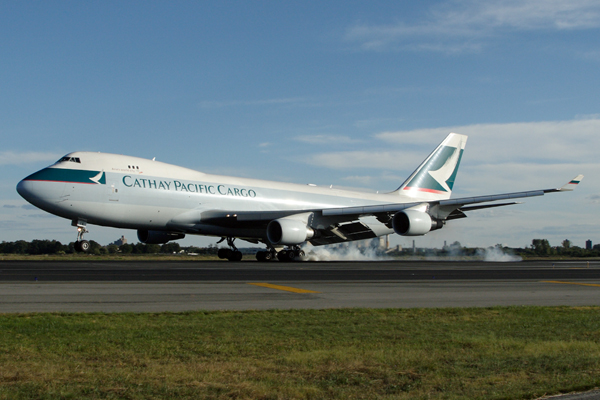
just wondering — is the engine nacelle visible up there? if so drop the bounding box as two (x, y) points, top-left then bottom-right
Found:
(392, 210), (443, 236)
(267, 218), (315, 245)
(137, 230), (185, 244)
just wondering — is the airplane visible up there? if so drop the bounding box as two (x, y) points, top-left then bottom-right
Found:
(16, 133), (583, 261)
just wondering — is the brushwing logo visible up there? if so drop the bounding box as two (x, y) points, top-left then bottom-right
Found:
(89, 171), (106, 185)
(404, 145), (464, 194)
(427, 146), (461, 193)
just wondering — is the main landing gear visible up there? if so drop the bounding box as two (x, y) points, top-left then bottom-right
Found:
(256, 246), (305, 262)
(217, 237), (243, 261)
(255, 248), (276, 262)
(72, 220), (90, 252)
(217, 238), (306, 262)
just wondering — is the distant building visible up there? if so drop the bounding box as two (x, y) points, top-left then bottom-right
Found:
(378, 235), (389, 250)
(586, 240), (592, 250)
(111, 236), (127, 246)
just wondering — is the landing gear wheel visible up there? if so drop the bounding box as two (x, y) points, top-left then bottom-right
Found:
(256, 251), (266, 262)
(277, 249), (297, 262)
(256, 250), (275, 262)
(74, 240), (90, 253)
(218, 248), (231, 259)
(79, 240), (90, 252)
(228, 250), (243, 262)
(218, 248), (242, 261)
(276, 250), (287, 261)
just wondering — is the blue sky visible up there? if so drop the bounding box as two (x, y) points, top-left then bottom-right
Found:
(1, 0), (598, 249)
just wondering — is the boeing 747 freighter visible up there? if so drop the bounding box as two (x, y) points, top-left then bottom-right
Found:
(16, 133), (583, 261)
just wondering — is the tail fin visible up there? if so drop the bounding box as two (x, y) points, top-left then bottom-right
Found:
(394, 133), (467, 200)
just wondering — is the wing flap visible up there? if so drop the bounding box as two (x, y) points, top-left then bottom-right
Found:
(438, 190), (544, 207)
(310, 221), (377, 246)
(322, 202), (421, 217)
(458, 202), (522, 212)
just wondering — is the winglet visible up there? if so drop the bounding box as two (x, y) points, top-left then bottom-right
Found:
(558, 175), (584, 192)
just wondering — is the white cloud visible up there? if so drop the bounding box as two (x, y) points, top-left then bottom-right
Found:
(0, 151), (60, 166)
(345, 0), (600, 52)
(341, 173), (407, 189)
(340, 175), (377, 187)
(582, 49), (600, 61)
(198, 97), (308, 109)
(293, 135), (363, 145)
(376, 118), (600, 166)
(589, 194), (600, 204)
(303, 150), (425, 170)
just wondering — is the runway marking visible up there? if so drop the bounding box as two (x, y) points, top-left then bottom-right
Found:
(542, 281), (600, 288)
(248, 283), (320, 294)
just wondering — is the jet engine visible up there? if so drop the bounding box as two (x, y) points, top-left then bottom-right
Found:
(267, 218), (315, 245)
(137, 230), (185, 244)
(392, 210), (443, 236)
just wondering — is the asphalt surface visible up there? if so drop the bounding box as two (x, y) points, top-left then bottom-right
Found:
(1, 259), (600, 281)
(1, 259), (600, 313)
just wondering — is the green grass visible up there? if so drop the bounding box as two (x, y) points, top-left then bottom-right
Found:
(1, 307), (600, 399)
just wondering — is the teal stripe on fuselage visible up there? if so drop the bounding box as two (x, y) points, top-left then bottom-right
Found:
(23, 168), (105, 185)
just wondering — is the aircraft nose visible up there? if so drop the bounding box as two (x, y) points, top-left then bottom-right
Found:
(17, 170), (67, 214)
(16, 179), (34, 202)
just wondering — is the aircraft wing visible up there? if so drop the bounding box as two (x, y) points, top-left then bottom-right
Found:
(322, 175), (584, 220)
(193, 175), (582, 227)
(168, 175), (583, 246)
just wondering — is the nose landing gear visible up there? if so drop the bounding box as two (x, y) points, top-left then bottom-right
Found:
(72, 220), (90, 253)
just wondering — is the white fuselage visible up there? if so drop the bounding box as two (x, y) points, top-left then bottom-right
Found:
(17, 152), (422, 242)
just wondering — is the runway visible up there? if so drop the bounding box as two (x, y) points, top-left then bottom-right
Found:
(1, 260), (600, 313)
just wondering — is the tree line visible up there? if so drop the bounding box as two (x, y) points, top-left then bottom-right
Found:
(0, 240), (219, 256)
(1, 238), (598, 257)
(524, 239), (600, 257)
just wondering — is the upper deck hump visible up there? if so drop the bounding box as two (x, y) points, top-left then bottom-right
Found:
(53, 152), (206, 180)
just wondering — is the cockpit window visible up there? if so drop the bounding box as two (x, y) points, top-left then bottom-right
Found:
(58, 156), (81, 163)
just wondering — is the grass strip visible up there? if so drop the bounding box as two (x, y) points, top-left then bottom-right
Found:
(1, 307), (599, 399)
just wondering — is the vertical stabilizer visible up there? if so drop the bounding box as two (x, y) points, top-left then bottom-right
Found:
(394, 133), (467, 200)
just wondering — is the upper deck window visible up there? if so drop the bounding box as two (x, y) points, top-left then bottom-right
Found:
(58, 156), (81, 163)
